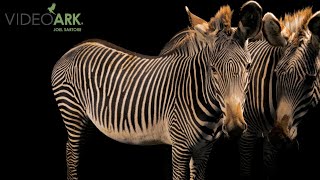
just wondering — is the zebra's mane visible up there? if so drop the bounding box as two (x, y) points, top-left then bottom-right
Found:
(275, 8), (316, 73)
(209, 5), (233, 35)
(279, 7), (313, 44)
(160, 5), (233, 56)
(159, 27), (208, 56)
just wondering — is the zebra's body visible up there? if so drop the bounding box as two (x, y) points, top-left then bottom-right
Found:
(239, 9), (320, 178)
(53, 41), (174, 145)
(51, 2), (263, 179)
(52, 37), (217, 180)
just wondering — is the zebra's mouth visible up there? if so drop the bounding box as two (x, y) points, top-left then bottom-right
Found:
(212, 110), (247, 139)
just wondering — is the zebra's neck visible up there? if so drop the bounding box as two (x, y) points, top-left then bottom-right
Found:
(171, 47), (223, 141)
(244, 40), (284, 132)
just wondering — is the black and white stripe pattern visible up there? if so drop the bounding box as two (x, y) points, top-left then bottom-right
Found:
(313, 71), (320, 107)
(51, 2), (262, 179)
(239, 10), (320, 178)
(239, 40), (284, 176)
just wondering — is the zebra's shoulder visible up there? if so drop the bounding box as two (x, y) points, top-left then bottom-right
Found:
(75, 39), (158, 59)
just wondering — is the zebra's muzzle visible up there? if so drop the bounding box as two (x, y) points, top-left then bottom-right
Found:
(222, 101), (247, 137)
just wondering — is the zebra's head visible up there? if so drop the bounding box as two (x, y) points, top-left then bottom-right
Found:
(184, 1), (262, 137)
(263, 9), (320, 143)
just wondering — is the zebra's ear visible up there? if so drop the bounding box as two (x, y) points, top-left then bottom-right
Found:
(308, 11), (320, 47)
(235, 1), (263, 45)
(262, 13), (287, 47)
(185, 6), (209, 36)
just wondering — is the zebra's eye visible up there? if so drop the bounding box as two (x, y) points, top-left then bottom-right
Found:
(211, 66), (218, 73)
(246, 63), (251, 71)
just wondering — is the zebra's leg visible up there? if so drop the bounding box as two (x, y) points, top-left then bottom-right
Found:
(59, 103), (89, 180)
(262, 138), (279, 180)
(189, 142), (213, 180)
(65, 119), (89, 180)
(171, 143), (192, 180)
(239, 131), (258, 178)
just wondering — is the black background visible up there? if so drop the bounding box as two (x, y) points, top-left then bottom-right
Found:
(2, 0), (320, 179)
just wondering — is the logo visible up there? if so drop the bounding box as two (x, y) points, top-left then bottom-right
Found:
(48, 3), (56, 15)
(3, 2), (83, 32)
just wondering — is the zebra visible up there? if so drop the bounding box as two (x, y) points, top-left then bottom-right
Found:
(51, 1), (262, 180)
(239, 8), (320, 178)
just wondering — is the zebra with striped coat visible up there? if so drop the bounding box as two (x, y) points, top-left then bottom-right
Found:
(239, 8), (320, 178)
(51, 1), (262, 179)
